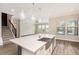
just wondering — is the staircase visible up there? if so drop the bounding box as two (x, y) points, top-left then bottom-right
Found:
(2, 26), (15, 44)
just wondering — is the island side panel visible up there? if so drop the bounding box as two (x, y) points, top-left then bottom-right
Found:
(22, 48), (35, 55)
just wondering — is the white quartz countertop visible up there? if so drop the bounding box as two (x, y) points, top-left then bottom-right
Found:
(10, 34), (55, 53)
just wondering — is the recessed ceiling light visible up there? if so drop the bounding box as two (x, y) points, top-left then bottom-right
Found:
(71, 8), (74, 11)
(31, 15), (36, 21)
(20, 10), (26, 19)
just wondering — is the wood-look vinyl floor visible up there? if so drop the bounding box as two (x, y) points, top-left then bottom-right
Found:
(53, 40), (79, 55)
(0, 43), (17, 55)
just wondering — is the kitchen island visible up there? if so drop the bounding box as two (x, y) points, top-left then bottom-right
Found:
(10, 34), (56, 55)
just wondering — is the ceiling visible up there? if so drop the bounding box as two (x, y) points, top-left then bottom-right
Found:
(0, 3), (79, 18)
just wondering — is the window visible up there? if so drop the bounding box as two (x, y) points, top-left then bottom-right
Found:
(67, 19), (78, 35)
(57, 27), (65, 35)
(57, 21), (65, 35)
(57, 18), (78, 36)
(35, 23), (49, 34)
(67, 27), (78, 35)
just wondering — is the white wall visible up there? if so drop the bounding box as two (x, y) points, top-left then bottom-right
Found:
(19, 12), (35, 36)
(20, 19), (35, 36)
(0, 12), (1, 37)
(0, 12), (3, 46)
(19, 11), (49, 36)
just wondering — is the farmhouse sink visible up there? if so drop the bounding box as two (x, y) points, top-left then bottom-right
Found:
(38, 38), (51, 50)
(38, 38), (51, 42)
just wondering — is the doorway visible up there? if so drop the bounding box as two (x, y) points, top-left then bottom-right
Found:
(2, 13), (7, 26)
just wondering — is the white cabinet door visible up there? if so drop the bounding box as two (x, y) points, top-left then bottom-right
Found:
(44, 43), (52, 55)
(36, 42), (53, 55)
(36, 46), (46, 55)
